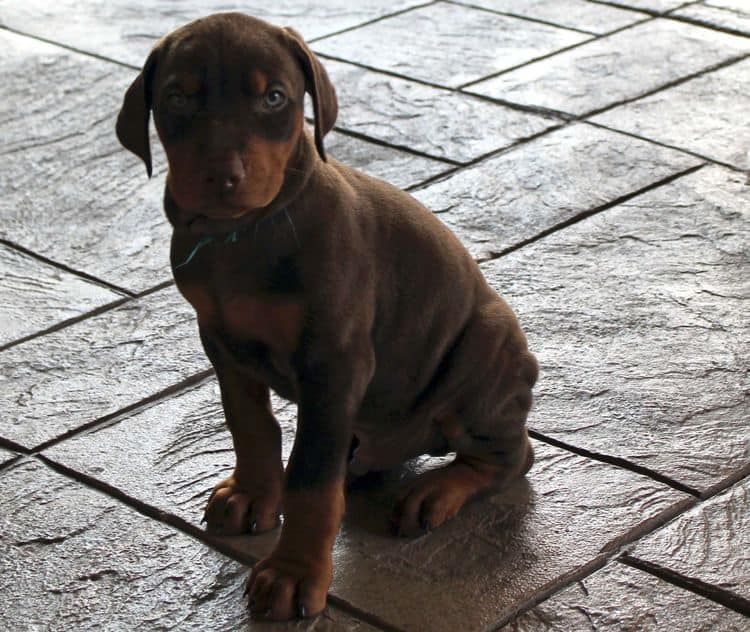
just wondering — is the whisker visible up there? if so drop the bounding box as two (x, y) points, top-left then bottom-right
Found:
(285, 209), (301, 248)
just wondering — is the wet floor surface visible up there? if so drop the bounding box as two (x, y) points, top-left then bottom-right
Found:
(0, 1), (747, 630)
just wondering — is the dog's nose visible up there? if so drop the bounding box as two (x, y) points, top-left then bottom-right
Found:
(221, 174), (240, 192)
(206, 155), (245, 193)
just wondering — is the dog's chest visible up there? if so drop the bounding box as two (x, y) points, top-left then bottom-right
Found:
(180, 283), (303, 353)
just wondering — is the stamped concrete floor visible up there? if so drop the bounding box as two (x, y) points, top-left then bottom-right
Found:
(0, 1), (748, 630)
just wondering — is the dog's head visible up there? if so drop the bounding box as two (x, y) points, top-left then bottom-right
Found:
(116, 13), (337, 222)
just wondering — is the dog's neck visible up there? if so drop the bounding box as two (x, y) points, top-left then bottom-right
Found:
(165, 128), (320, 238)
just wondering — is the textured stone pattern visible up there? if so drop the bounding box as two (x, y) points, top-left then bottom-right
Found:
(504, 562), (750, 631)
(677, 1), (750, 36)
(413, 123), (700, 260)
(321, 59), (556, 164)
(0, 0), (425, 66)
(482, 165), (749, 493)
(631, 477), (750, 604)
(1, 0), (749, 630)
(0, 30), (173, 294)
(0, 459), (376, 631)
(44, 381), (296, 531)
(451, 0), (648, 34)
(43, 387), (690, 631)
(325, 131), (450, 189)
(593, 56), (750, 169)
(0, 245), (122, 347)
(0, 286), (208, 450)
(313, 3), (590, 87)
(470, 19), (750, 115)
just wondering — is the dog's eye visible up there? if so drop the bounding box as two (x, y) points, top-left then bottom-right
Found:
(264, 89), (287, 109)
(167, 91), (188, 109)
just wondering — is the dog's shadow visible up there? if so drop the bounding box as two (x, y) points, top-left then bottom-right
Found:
(342, 454), (534, 539)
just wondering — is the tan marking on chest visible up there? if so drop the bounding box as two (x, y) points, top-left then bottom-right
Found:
(223, 295), (304, 351)
(180, 284), (219, 328)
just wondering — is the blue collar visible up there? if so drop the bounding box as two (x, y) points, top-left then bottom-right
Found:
(174, 230), (239, 269)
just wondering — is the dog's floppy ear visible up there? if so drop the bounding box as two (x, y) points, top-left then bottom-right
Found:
(284, 27), (338, 162)
(116, 47), (159, 177)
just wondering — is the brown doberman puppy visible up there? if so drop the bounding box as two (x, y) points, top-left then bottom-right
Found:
(116, 12), (537, 621)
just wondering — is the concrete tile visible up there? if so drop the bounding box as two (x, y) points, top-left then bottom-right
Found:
(322, 59), (557, 163)
(482, 165), (749, 493)
(0, 30), (173, 294)
(412, 122), (700, 260)
(676, 0), (750, 36)
(0, 245), (122, 347)
(451, 0), (647, 34)
(0, 459), (373, 631)
(593, 58), (750, 170)
(631, 477), (750, 606)
(44, 380), (292, 532)
(44, 380), (690, 631)
(325, 131), (450, 189)
(0, 285), (207, 451)
(503, 561), (750, 631)
(0, 0), (424, 67)
(469, 19), (750, 115)
(314, 2), (590, 88)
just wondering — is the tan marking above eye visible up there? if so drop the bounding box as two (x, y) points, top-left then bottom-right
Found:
(249, 69), (269, 95)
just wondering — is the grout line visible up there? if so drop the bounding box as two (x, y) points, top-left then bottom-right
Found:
(33, 451), (401, 631)
(586, 0), (666, 16)
(405, 164), (462, 191)
(330, 126), (462, 166)
(314, 51), (571, 119)
(621, 555), (750, 616)
(34, 451), (257, 563)
(407, 120), (569, 193)
(308, 0), (439, 43)
(0, 237), (135, 297)
(666, 13), (750, 40)
(487, 493), (701, 629)
(486, 552), (612, 630)
(527, 430), (701, 497)
(134, 278), (176, 298)
(459, 15), (653, 89)
(0, 24), (139, 70)
(0, 435), (31, 455)
(599, 497), (698, 555)
(480, 162), (706, 263)
(0, 453), (23, 473)
(324, 599), (407, 632)
(0, 277), (175, 354)
(700, 462), (750, 500)
(29, 369), (215, 454)
(442, 0), (598, 35)
(583, 120), (748, 174)
(0, 296), (133, 353)
(580, 51), (750, 120)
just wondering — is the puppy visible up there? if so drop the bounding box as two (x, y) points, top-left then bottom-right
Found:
(116, 12), (537, 620)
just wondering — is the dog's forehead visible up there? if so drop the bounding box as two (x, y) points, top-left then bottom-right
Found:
(160, 14), (301, 86)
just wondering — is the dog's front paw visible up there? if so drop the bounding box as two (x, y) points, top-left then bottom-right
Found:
(245, 550), (332, 620)
(203, 474), (281, 535)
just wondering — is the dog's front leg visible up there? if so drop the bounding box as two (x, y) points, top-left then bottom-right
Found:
(247, 339), (374, 620)
(201, 329), (284, 536)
